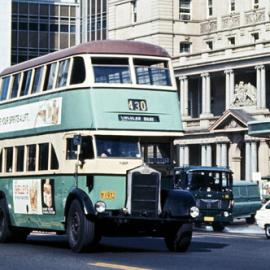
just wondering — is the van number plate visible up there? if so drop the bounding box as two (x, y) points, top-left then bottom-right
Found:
(204, 216), (214, 222)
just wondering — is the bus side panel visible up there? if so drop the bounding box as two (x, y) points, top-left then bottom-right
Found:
(78, 175), (127, 210)
(0, 177), (70, 231)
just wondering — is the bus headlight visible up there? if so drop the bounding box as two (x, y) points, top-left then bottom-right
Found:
(190, 206), (200, 218)
(95, 201), (106, 213)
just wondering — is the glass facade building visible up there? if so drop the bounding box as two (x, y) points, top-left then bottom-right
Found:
(12, 0), (79, 64)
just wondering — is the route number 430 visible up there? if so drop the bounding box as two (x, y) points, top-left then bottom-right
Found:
(128, 99), (148, 111)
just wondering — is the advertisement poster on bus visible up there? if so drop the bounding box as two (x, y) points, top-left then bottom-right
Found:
(0, 97), (62, 134)
(13, 179), (42, 215)
(41, 179), (56, 215)
(13, 179), (55, 215)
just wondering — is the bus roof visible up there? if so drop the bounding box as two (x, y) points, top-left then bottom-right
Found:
(0, 40), (170, 77)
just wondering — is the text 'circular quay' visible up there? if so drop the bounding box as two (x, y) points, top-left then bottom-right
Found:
(1, 1), (270, 270)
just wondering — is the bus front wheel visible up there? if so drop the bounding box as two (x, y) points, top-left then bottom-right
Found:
(67, 199), (100, 252)
(0, 199), (12, 243)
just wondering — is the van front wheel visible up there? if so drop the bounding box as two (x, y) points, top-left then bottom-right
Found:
(212, 222), (225, 232)
(265, 225), (270, 239)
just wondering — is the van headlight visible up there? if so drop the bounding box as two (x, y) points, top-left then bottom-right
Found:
(95, 201), (106, 213)
(190, 206), (200, 218)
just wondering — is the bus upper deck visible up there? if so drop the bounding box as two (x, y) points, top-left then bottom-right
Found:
(0, 40), (182, 139)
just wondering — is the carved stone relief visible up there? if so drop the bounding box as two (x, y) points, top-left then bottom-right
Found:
(232, 81), (257, 107)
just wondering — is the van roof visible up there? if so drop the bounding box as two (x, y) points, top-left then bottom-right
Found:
(233, 180), (259, 186)
(174, 166), (232, 173)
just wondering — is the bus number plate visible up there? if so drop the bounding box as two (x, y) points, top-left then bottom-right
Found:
(128, 99), (148, 111)
(100, 191), (116, 200)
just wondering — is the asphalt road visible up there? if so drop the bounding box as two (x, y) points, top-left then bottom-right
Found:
(0, 223), (269, 270)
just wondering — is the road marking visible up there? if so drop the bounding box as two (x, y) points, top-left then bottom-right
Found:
(89, 262), (151, 270)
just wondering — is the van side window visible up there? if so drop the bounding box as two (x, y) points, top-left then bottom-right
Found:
(20, 70), (32, 96)
(0, 76), (11, 101)
(11, 73), (21, 99)
(70, 57), (86, 85)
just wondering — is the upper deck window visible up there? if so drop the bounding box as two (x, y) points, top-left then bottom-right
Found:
(44, 62), (57, 91)
(20, 70), (32, 96)
(0, 77), (11, 101)
(56, 59), (70, 88)
(10, 73), (21, 99)
(134, 59), (172, 86)
(92, 57), (131, 84)
(70, 57), (86, 85)
(32, 66), (44, 94)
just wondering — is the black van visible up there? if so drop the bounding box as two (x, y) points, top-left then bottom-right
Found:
(232, 181), (262, 224)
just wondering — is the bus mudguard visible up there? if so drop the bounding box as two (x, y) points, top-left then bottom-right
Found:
(162, 189), (196, 218)
(64, 188), (95, 219)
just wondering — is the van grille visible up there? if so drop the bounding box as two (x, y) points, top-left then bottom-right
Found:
(196, 199), (230, 209)
(130, 172), (160, 217)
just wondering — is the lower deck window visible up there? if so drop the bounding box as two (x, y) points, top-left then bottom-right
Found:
(27, 144), (36, 171)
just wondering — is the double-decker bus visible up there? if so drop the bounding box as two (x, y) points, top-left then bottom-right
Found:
(0, 40), (198, 252)
(173, 166), (233, 231)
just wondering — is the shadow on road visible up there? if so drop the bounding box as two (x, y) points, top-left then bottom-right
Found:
(23, 234), (228, 254)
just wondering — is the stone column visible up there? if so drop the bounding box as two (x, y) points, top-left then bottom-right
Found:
(216, 144), (221, 166)
(251, 141), (258, 180)
(245, 142), (251, 180)
(256, 65), (266, 109)
(184, 145), (189, 166)
(216, 143), (227, 167)
(179, 76), (189, 117)
(178, 145), (189, 166)
(201, 144), (212, 166)
(200, 73), (211, 115)
(221, 143), (228, 167)
(224, 69), (234, 109)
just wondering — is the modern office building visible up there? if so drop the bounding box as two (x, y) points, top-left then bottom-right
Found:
(0, 0), (107, 66)
(0, 0), (12, 72)
(80, 0), (107, 42)
(11, 0), (80, 64)
(108, 0), (270, 180)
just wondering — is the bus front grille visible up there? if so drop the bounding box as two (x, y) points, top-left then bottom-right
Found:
(130, 172), (160, 217)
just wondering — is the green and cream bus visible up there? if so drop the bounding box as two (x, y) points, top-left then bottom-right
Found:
(0, 40), (198, 252)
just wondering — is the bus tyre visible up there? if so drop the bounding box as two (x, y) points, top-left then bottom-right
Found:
(212, 222), (225, 232)
(11, 229), (30, 242)
(0, 199), (12, 243)
(265, 225), (270, 239)
(164, 225), (192, 252)
(67, 199), (99, 253)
